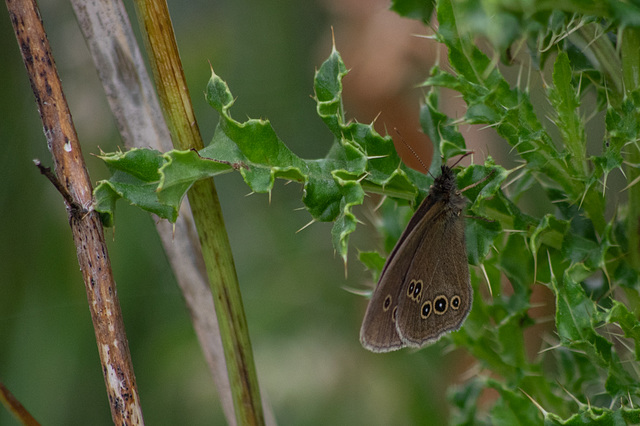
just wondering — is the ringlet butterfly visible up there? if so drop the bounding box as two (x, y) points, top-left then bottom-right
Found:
(360, 153), (487, 352)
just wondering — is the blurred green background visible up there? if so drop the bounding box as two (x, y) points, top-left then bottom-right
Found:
(1, 0), (468, 424)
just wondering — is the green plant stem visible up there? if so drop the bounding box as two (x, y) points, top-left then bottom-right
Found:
(621, 28), (640, 270)
(570, 23), (623, 105)
(131, 0), (264, 424)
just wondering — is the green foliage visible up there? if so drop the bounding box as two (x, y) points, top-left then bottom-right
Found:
(428, 0), (640, 424)
(95, 45), (439, 262)
(390, 0), (435, 23)
(93, 0), (640, 423)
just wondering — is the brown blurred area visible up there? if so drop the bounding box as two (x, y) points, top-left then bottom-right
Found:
(319, 0), (492, 171)
(319, 0), (436, 171)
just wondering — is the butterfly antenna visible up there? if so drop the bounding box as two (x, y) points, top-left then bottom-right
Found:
(450, 151), (473, 168)
(393, 128), (433, 177)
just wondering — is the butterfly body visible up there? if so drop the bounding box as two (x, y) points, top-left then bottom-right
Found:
(360, 165), (471, 352)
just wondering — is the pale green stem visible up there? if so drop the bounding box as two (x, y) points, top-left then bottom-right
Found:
(131, 0), (264, 424)
(621, 28), (640, 270)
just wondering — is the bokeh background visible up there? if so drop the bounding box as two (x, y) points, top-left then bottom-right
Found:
(1, 0), (488, 424)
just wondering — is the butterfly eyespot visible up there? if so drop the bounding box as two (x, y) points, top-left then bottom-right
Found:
(383, 295), (392, 311)
(434, 295), (448, 315)
(407, 280), (415, 296)
(392, 306), (398, 322)
(421, 301), (432, 319)
(407, 279), (423, 301)
(413, 280), (423, 299)
(451, 295), (461, 309)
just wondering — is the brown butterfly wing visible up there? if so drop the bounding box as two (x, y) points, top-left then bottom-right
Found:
(359, 226), (422, 352)
(394, 196), (471, 347)
(359, 183), (447, 352)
